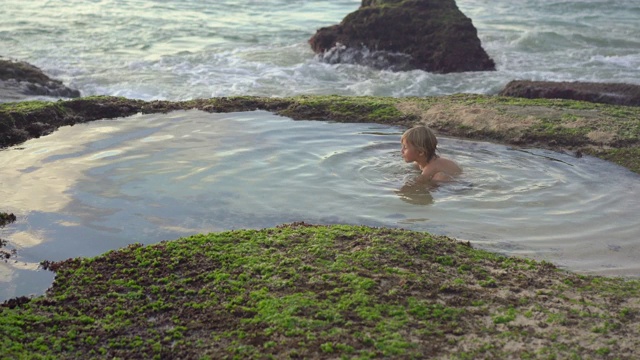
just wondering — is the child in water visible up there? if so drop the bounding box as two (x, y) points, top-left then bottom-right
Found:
(401, 125), (462, 182)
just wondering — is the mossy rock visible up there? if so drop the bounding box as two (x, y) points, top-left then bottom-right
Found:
(0, 58), (81, 99)
(2, 223), (639, 358)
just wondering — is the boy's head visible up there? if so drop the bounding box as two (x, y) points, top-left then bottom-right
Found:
(401, 125), (438, 162)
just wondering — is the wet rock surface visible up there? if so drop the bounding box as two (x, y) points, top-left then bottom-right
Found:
(0, 58), (81, 101)
(0, 212), (17, 261)
(499, 80), (640, 107)
(308, 0), (495, 73)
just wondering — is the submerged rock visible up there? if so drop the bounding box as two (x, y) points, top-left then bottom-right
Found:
(499, 80), (640, 107)
(308, 0), (495, 73)
(0, 212), (17, 261)
(0, 58), (81, 101)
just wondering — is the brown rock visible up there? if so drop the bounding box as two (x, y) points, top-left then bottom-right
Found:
(0, 58), (81, 100)
(499, 80), (640, 107)
(308, 0), (495, 73)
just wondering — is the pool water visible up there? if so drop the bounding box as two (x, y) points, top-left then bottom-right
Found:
(1, 110), (639, 301)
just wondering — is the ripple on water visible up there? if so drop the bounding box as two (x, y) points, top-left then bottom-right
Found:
(87, 150), (123, 160)
(140, 134), (175, 142)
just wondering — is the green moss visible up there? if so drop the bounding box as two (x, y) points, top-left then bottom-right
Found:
(583, 147), (640, 175)
(529, 118), (589, 141)
(2, 223), (639, 358)
(0, 100), (59, 113)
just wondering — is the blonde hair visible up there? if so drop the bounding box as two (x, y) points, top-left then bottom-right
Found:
(401, 125), (438, 162)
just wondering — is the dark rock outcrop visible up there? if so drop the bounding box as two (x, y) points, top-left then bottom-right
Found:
(0, 58), (81, 101)
(308, 0), (495, 73)
(499, 80), (640, 107)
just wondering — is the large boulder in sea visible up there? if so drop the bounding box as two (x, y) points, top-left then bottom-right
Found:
(499, 80), (640, 107)
(308, 0), (495, 73)
(0, 58), (80, 102)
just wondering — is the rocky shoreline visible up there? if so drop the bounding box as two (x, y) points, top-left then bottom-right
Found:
(1, 95), (639, 359)
(2, 62), (640, 359)
(1, 223), (639, 359)
(2, 58), (638, 176)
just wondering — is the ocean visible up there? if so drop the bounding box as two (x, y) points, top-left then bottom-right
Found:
(2, 0), (639, 101)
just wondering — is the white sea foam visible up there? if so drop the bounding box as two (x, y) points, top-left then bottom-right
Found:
(590, 54), (640, 70)
(2, 1), (639, 98)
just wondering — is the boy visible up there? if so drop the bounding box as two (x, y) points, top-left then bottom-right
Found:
(401, 125), (462, 182)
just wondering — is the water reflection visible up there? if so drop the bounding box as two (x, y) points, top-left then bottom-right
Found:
(395, 179), (435, 206)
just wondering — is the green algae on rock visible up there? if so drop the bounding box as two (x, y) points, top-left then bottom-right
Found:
(2, 223), (639, 359)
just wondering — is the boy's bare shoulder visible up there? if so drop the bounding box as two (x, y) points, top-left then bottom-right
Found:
(436, 157), (462, 174)
(423, 158), (462, 182)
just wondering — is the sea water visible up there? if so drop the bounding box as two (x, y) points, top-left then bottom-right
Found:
(1, 0), (639, 101)
(1, 110), (639, 301)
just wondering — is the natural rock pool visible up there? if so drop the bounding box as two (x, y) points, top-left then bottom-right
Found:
(1, 110), (639, 301)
